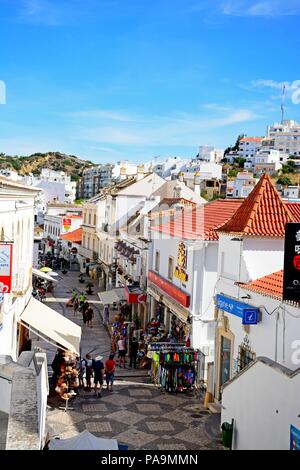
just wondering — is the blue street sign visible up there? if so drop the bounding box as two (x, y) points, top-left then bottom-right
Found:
(242, 309), (259, 325)
(216, 294), (260, 324)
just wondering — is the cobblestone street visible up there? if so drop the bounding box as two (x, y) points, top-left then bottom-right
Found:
(32, 270), (222, 450)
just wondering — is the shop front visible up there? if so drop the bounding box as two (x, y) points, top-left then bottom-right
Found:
(147, 270), (191, 344)
(124, 285), (147, 329)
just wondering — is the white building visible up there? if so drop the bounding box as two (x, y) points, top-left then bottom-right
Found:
(0, 169), (21, 181)
(112, 161), (138, 181)
(23, 169), (76, 214)
(267, 119), (300, 157)
(210, 173), (300, 449)
(145, 157), (190, 179)
(253, 148), (284, 175)
(147, 198), (243, 365)
(197, 146), (224, 164)
(0, 178), (48, 449)
(44, 212), (82, 243)
(226, 172), (257, 198)
(238, 137), (263, 159)
(79, 164), (113, 199)
(283, 185), (299, 199)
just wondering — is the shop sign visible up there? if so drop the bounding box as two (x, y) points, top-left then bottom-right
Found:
(242, 309), (259, 325)
(62, 218), (72, 233)
(138, 294), (147, 304)
(290, 425), (300, 450)
(283, 223), (300, 302)
(148, 270), (190, 308)
(174, 242), (188, 282)
(0, 243), (13, 293)
(216, 294), (260, 324)
(124, 286), (146, 304)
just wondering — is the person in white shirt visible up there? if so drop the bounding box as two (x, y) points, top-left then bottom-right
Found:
(117, 336), (126, 368)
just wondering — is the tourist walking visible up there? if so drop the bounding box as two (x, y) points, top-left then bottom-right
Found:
(79, 292), (87, 310)
(82, 301), (89, 325)
(92, 355), (104, 398)
(84, 354), (93, 391)
(73, 297), (79, 316)
(117, 335), (126, 368)
(72, 289), (78, 301)
(86, 305), (94, 328)
(103, 304), (110, 325)
(129, 337), (138, 369)
(105, 354), (116, 392)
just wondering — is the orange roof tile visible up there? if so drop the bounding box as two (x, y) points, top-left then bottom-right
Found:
(60, 227), (82, 243)
(240, 137), (264, 142)
(218, 173), (296, 236)
(152, 199), (243, 241)
(238, 270), (283, 300)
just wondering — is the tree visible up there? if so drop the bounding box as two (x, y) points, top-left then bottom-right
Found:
(234, 157), (246, 168)
(277, 176), (292, 186)
(228, 169), (239, 178)
(224, 134), (245, 157)
(282, 162), (295, 174)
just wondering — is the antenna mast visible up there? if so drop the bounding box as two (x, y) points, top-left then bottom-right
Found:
(281, 83), (286, 124)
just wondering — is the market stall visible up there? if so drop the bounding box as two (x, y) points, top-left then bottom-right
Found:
(52, 349), (79, 410)
(147, 343), (198, 393)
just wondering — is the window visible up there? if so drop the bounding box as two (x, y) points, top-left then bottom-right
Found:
(94, 214), (96, 226)
(155, 251), (160, 272)
(168, 257), (174, 280)
(238, 343), (255, 372)
(89, 213), (91, 225)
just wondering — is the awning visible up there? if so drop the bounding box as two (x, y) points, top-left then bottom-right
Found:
(19, 297), (81, 354)
(32, 268), (58, 282)
(98, 288), (126, 304)
(49, 430), (118, 450)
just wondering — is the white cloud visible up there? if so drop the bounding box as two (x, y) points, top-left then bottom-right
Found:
(221, 0), (300, 16)
(73, 107), (260, 147)
(65, 109), (140, 123)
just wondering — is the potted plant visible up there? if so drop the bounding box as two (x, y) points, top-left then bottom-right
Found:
(78, 273), (85, 283)
(86, 282), (94, 295)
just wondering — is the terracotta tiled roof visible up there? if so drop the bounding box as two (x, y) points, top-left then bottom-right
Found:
(218, 173), (296, 236)
(60, 228), (82, 243)
(240, 137), (264, 142)
(238, 270), (283, 300)
(285, 202), (300, 221)
(151, 199), (243, 241)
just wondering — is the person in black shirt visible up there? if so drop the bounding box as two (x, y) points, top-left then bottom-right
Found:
(129, 337), (139, 369)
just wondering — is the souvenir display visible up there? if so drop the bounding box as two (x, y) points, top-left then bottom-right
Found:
(148, 343), (197, 393)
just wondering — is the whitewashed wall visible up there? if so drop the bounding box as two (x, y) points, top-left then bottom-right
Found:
(221, 360), (300, 450)
(0, 194), (36, 360)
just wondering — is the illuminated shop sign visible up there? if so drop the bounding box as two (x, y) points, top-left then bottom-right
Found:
(174, 242), (188, 282)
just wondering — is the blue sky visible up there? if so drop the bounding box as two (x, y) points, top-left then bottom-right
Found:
(0, 0), (300, 163)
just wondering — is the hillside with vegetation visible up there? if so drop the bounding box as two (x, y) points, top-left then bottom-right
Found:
(0, 152), (96, 181)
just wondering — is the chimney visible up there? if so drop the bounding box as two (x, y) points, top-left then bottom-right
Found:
(178, 172), (184, 182)
(194, 172), (201, 196)
(120, 166), (127, 181)
(137, 164), (145, 181)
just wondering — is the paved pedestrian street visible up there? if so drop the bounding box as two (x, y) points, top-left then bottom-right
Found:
(32, 271), (223, 451)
